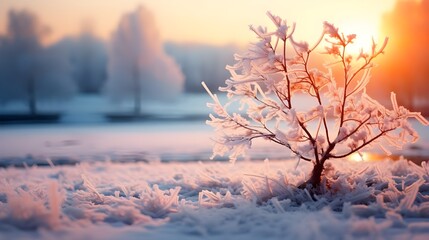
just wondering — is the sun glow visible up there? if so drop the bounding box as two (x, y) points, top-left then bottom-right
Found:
(349, 152), (370, 162)
(338, 21), (383, 55)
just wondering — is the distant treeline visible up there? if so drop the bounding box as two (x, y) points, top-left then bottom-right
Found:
(0, 8), (238, 115)
(1, 1), (429, 115)
(0, 10), (236, 96)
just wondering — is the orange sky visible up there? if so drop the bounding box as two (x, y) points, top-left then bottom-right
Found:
(0, 0), (397, 47)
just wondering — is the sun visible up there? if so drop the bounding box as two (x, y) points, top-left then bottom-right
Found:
(349, 152), (370, 162)
(338, 20), (383, 55)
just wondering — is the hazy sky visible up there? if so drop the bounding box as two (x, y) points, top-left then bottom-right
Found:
(0, 0), (397, 47)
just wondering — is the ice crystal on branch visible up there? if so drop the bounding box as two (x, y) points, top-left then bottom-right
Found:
(203, 12), (429, 188)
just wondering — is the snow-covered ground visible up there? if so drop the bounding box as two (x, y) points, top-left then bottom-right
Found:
(1, 94), (429, 239)
(1, 159), (429, 239)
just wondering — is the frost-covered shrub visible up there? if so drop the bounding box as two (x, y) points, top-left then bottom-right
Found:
(204, 12), (429, 189)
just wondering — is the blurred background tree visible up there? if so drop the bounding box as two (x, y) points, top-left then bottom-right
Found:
(165, 43), (236, 93)
(104, 6), (184, 116)
(0, 9), (76, 115)
(55, 26), (107, 94)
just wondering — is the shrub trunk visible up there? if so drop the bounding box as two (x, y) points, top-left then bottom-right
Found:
(300, 162), (325, 189)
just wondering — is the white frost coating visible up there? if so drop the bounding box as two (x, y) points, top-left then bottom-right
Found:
(204, 11), (428, 168)
(81, 174), (104, 203)
(0, 181), (64, 230)
(138, 184), (181, 218)
(199, 190), (234, 208)
(47, 181), (63, 227)
(391, 92), (399, 112)
(202, 81), (220, 106)
(398, 178), (425, 211)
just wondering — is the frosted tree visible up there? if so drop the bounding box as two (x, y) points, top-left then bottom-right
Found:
(203, 12), (429, 189)
(0, 9), (75, 114)
(106, 6), (184, 115)
(165, 43), (236, 93)
(56, 27), (107, 94)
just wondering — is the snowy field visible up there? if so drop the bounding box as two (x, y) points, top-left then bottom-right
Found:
(1, 158), (429, 239)
(1, 95), (429, 239)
